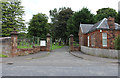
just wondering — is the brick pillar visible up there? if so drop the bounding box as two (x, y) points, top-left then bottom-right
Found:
(11, 28), (18, 57)
(70, 34), (74, 51)
(46, 33), (51, 51)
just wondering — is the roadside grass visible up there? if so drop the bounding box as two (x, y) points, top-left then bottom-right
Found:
(17, 44), (39, 49)
(0, 54), (8, 58)
(17, 41), (64, 50)
(51, 44), (64, 50)
(17, 45), (33, 49)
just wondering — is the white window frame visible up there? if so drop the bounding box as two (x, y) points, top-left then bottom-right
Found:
(102, 33), (107, 47)
(88, 36), (89, 47)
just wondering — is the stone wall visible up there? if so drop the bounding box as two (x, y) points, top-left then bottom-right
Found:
(1, 28), (51, 57)
(81, 46), (119, 58)
(17, 46), (48, 56)
(0, 37), (11, 56)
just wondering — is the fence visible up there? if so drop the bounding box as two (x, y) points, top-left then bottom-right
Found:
(16, 36), (50, 56)
(2, 28), (51, 57)
(17, 37), (46, 48)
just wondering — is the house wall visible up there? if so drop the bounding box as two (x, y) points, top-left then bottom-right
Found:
(88, 30), (102, 48)
(79, 28), (88, 47)
(79, 29), (120, 49)
(79, 17), (120, 50)
(87, 30), (120, 49)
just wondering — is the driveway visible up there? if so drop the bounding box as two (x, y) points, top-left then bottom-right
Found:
(2, 46), (118, 76)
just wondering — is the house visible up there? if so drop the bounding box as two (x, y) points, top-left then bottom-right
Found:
(79, 17), (120, 49)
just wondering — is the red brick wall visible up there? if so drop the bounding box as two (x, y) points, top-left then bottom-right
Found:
(17, 46), (47, 56)
(87, 30), (120, 49)
(17, 48), (34, 56)
(79, 28), (82, 47)
(78, 28), (87, 46)
(79, 29), (120, 49)
(40, 46), (47, 51)
(88, 30), (102, 48)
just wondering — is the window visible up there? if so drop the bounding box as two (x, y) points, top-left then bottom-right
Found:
(102, 33), (107, 47)
(88, 36), (89, 46)
(91, 34), (95, 46)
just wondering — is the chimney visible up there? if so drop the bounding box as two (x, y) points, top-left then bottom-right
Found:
(107, 16), (115, 29)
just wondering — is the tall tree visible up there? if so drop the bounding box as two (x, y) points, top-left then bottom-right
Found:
(1, 0), (26, 37)
(66, 7), (95, 40)
(57, 7), (73, 44)
(28, 13), (48, 38)
(49, 7), (73, 43)
(95, 8), (118, 22)
(49, 8), (58, 40)
(49, 7), (68, 41)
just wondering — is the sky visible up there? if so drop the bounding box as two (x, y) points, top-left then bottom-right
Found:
(21, 0), (120, 27)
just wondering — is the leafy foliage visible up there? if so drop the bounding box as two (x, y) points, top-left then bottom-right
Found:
(49, 7), (73, 43)
(114, 35), (120, 50)
(28, 13), (48, 38)
(95, 8), (118, 22)
(57, 7), (73, 43)
(1, 0), (26, 37)
(66, 8), (95, 40)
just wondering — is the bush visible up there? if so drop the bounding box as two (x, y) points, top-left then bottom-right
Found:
(114, 35), (120, 50)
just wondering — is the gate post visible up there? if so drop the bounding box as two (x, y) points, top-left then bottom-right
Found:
(46, 33), (51, 51)
(11, 27), (18, 57)
(70, 34), (74, 51)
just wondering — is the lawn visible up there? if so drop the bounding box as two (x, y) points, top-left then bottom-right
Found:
(17, 41), (64, 50)
(51, 44), (64, 50)
(0, 54), (8, 58)
(17, 45), (33, 49)
(17, 44), (39, 49)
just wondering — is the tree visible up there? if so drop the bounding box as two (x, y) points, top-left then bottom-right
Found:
(49, 8), (59, 41)
(57, 7), (73, 44)
(28, 13), (48, 38)
(66, 8), (95, 40)
(49, 7), (73, 44)
(1, 0), (26, 37)
(95, 8), (118, 22)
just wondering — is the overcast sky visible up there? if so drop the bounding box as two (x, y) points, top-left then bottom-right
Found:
(21, 0), (120, 26)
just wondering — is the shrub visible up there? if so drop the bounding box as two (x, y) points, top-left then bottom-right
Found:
(114, 35), (120, 50)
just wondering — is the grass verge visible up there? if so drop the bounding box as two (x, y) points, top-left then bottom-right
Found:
(51, 44), (64, 50)
(0, 54), (8, 58)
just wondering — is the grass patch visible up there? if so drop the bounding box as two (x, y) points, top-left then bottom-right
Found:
(51, 44), (64, 50)
(17, 45), (33, 49)
(17, 44), (39, 49)
(0, 54), (8, 58)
